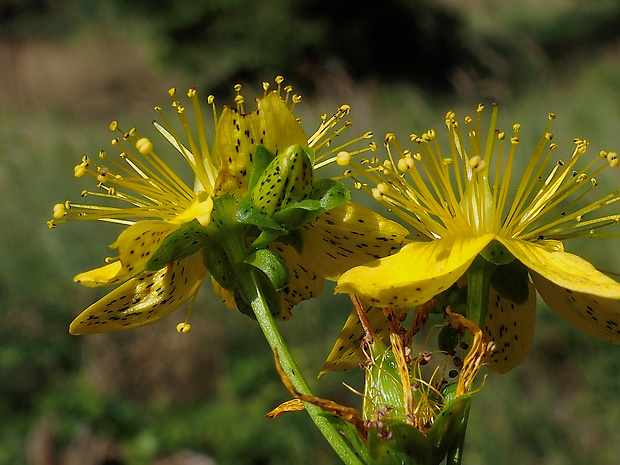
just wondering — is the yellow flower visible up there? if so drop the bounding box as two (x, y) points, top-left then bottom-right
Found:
(336, 103), (620, 373)
(50, 77), (407, 335)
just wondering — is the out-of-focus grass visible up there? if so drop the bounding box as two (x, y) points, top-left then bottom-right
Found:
(2, 5), (620, 465)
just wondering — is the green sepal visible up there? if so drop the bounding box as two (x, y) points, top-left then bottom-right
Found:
(311, 177), (351, 211)
(145, 219), (211, 271)
(271, 198), (322, 230)
(205, 194), (246, 242)
(427, 394), (473, 464)
(247, 144), (276, 193)
(249, 144), (314, 216)
(275, 229), (304, 255)
(368, 421), (432, 465)
(234, 265), (283, 319)
(480, 240), (514, 265)
(437, 325), (460, 353)
(363, 340), (405, 420)
(321, 415), (374, 465)
(490, 259), (530, 304)
(236, 197), (286, 232)
(203, 242), (236, 291)
(244, 249), (289, 291)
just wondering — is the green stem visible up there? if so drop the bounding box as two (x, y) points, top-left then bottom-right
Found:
(446, 255), (495, 465)
(240, 270), (364, 465)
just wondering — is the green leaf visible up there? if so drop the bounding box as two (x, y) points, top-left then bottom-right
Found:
(235, 265), (282, 319)
(427, 394), (473, 464)
(311, 178), (351, 210)
(368, 421), (432, 465)
(145, 219), (211, 271)
(248, 144), (276, 193)
(271, 198), (322, 230)
(322, 415), (374, 465)
(276, 229), (304, 254)
(236, 197), (286, 232)
(203, 242), (236, 291)
(244, 249), (289, 290)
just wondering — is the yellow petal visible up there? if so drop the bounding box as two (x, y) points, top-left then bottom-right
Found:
(531, 271), (620, 344)
(213, 106), (260, 195)
(258, 92), (308, 154)
(70, 252), (207, 335)
(319, 305), (393, 376)
(498, 238), (620, 298)
(74, 261), (124, 287)
(268, 241), (324, 319)
(300, 203), (409, 281)
(336, 234), (494, 308)
(211, 276), (237, 311)
(484, 280), (536, 374)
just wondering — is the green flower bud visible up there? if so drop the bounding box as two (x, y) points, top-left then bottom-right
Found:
(249, 144), (314, 216)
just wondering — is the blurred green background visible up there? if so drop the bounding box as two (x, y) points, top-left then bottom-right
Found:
(2, 0), (620, 464)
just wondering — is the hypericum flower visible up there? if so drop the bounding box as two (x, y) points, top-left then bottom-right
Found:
(50, 77), (407, 334)
(336, 104), (620, 372)
(268, 296), (488, 463)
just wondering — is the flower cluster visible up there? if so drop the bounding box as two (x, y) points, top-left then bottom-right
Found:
(50, 77), (407, 334)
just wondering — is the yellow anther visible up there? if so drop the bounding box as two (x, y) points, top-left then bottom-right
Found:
(234, 94), (245, 105)
(109, 121), (118, 131)
(154, 105), (162, 112)
(545, 132), (553, 140)
(427, 129), (436, 139)
(53, 203), (67, 219)
(468, 156), (486, 172)
(377, 182), (390, 195)
(74, 162), (88, 177)
(339, 104), (351, 114)
(398, 157), (415, 172)
(207, 95), (215, 104)
(372, 188), (384, 201)
(445, 111), (455, 120)
(336, 151), (352, 166)
(292, 94), (302, 104)
(548, 113), (556, 121)
(136, 137), (153, 155)
(176, 322), (192, 333)
(353, 181), (363, 190)
(498, 131), (505, 140)
(262, 81), (270, 92)
(464, 116), (473, 124)
(187, 87), (197, 98)
(369, 141), (378, 152)
(97, 167), (109, 183)
(275, 75), (284, 85)
(511, 136), (519, 145)
(549, 143), (558, 150)
(442, 158), (454, 166)
(477, 103), (485, 113)
(607, 151), (619, 168)
(168, 87), (176, 97)
(591, 178), (598, 186)
(512, 123), (521, 132)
